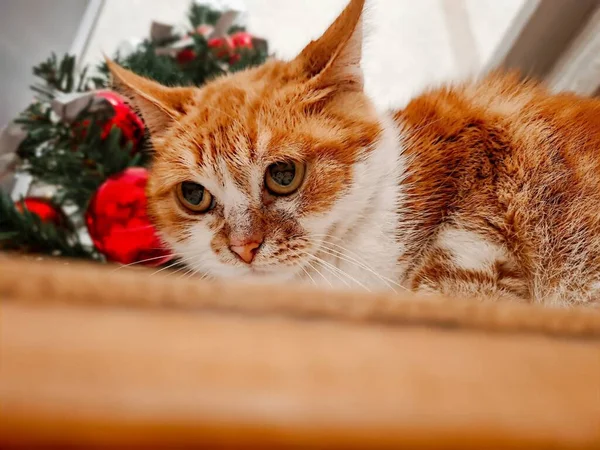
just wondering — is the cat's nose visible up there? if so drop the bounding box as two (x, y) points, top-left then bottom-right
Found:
(229, 238), (263, 264)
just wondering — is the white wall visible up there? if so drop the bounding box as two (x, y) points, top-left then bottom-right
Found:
(0, 0), (92, 127)
(246, 0), (526, 108)
(85, 0), (528, 111)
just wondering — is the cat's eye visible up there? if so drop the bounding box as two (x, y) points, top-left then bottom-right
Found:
(176, 181), (215, 213)
(265, 160), (306, 196)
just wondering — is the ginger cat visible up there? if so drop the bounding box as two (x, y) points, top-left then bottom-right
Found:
(108, 0), (600, 306)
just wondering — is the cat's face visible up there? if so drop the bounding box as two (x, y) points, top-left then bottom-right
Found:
(146, 68), (382, 282)
(109, 0), (377, 281)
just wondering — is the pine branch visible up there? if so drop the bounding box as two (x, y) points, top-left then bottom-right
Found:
(228, 25), (246, 34)
(0, 191), (96, 259)
(31, 53), (97, 100)
(230, 43), (269, 73)
(179, 33), (227, 84)
(93, 4), (268, 87)
(15, 102), (142, 210)
(189, 4), (221, 28)
(5, 1), (270, 263)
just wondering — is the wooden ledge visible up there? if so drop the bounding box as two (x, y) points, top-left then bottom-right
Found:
(1, 256), (600, 449)
(1, 255), (600, 338)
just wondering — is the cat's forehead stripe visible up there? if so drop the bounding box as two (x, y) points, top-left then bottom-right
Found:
(255, 129), (271, 160)
(219, 160), (248, 206)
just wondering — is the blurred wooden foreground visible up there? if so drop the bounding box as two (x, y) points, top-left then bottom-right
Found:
(1, 256), (600, 449)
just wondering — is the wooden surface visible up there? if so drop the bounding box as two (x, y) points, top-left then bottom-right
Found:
(1, 256), (600, 449)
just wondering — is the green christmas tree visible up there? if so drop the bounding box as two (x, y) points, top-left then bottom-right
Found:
(0, 3), (268, 263)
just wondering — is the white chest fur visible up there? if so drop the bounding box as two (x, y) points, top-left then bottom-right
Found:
(301, 113), (405, 292)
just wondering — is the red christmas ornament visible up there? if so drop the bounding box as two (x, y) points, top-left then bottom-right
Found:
(85, 167), (172, 266)
(176, 48), (197, 64)
(231, 31), (253, 50)
(229, 32), (254, 64)
(73, 91), (145, 151)
(97, 90), (145, 149)
(208, 36), (235, 60)
(15, 197), (67, 228)
(178, 24), (216, 65)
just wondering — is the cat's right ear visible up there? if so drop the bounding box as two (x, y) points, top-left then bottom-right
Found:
(292, 0), (366, 92)
(106, 58), (194, 138)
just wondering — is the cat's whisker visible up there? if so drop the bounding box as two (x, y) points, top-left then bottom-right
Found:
(179, 264), (210, 281)
(312, 256), (361, 290)
(111, 254), (176, 271)
(179, 260), (211, 281)
(111, 245), (212, 273)
(164, 264), (195, 278)
(314, 239), (406, 292)
(309, 233), (405, 288)
(315, 243), (400, 294)
(192, 270), (210, 282)
(299, 264), (317, 286)
(310, 257), (350, 288)
(149, 250), (207, 277)
(303, 258), (333, 287)
(150, 259), (184, 277)
(301, 250), (369, 291)
(176, 267), (195, 280)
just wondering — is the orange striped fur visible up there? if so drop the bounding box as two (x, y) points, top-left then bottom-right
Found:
(108, 0), (600, 306)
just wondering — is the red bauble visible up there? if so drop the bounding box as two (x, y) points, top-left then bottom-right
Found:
(74, 91), (145, 152)
(208, 36), (235, 60)
(229, 32), (254, 64)
(16, 197), (67, 228)
(85, 167), (172, 266)
(231, 31), (253, 50)
(97, 91), (145, 150)
(176, 48), (197, 64)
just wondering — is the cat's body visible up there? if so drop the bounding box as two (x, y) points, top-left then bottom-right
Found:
(109, 0), (600, 306)
(396, 75), (600, 306)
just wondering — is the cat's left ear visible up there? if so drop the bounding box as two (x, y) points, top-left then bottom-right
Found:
(292, 0), (365, 92)
(106, 59), (194, 138)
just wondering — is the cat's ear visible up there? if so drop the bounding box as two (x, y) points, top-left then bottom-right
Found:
(106, 59), (194, 137)
(292, 0), (365, 92)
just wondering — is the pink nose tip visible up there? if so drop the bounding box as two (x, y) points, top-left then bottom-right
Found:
(230, 240), (262, 264)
